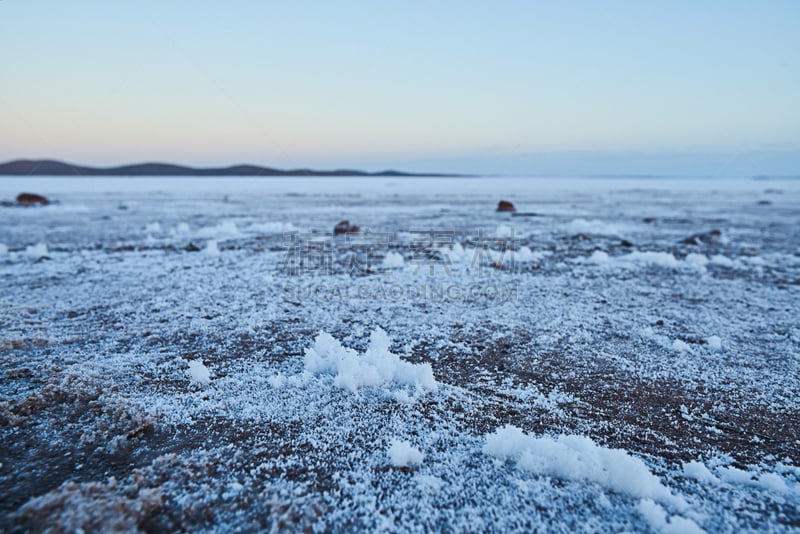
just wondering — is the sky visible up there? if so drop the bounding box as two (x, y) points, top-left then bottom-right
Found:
(1, 1), (798, 176)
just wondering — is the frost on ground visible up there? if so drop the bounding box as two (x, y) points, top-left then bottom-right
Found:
(0, 177), (799, 532)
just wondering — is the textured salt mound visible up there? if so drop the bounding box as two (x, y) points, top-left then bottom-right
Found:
(587, 250), (679, 268)
(565, 218), (629, 236)
(382, 252), (405, 268)
(483, 425), (687, 510)
(203, 240), (220, 257)
(303, 328), (437, 397)
(25, 243), (49, 258)
(495, 224), (515, 238)
(637, 499), (705, 534)
(683, 461), (719, 484)
(622, 251), (679, 268)
(588, 250), (717, 272)
(717, 466), (792, 494)
(672, 339), (692, 353)
(187, 360), (211, 386)
(707, 335), (723, 351)
(196, 220), (242, 239)
(387, 439), (424, 467)
(685, 253), (709, 271)
(246, 221), (297, 234)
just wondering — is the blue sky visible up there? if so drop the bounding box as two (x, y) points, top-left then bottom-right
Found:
(1, 1), (798, 175)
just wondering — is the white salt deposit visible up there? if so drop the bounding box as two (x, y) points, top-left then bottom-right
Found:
(495, 224), (515, 238)
(197, 220), (242, 238)
(589, 250), (610, 264)
(382, 252), (405, 268)
(25, 243), (48, 258)
(672, 339), (692, 353)
(683, 461), (719, 484)
(247, 221), (297, 234)
(706, 336), (723, 351)
(565, 218), (628, 236)
(717, 466), (791, 494)
(302, 328), (437, 396)
(387, 439), (424, 467)
(637, 499), (705, 534)
(515, 246), (547, 262)
(203, 240), (220, 256)
(483, 425), (686, 509)
(709, 255), (734, 267)
(624, 251), (679, 268)
(685, 253), (709, 271)
(187, 359), (211, 386)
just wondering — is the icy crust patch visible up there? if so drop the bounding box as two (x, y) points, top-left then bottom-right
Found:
(483, 425), (687, 510)
(297, 328), (437, 400)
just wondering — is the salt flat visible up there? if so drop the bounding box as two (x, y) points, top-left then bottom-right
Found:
(1, 177), (798, 532)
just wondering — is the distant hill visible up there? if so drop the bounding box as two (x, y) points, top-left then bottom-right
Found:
(0, 159), (460, 177)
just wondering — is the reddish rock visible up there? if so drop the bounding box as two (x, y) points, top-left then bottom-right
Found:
(496, 200), (516, 212)
(16, 193), (49, 206)
(334, 220), (359, 235)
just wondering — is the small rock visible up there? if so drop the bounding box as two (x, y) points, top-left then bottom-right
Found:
(620, 239), (634, 247)
(681, 229), (721, 245)
(334, 220), (359, 235)
(16, 193), (50, 207)
(496, 200), (516, 212)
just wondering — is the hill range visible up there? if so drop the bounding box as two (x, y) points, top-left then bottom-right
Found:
(0, 159), (459, 177)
